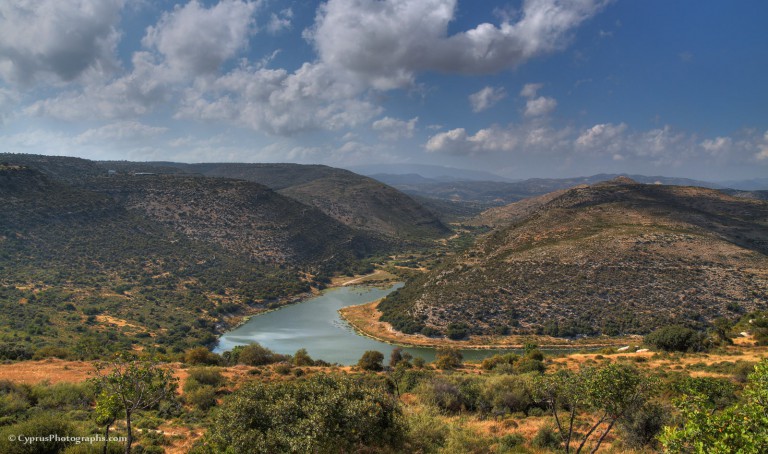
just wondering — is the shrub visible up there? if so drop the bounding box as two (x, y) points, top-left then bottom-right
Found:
(184, 347), (220, 366)
(618, 401), (667, 449)
(273, 362), (292, 375)
(31, 382), (92, 410)
(531, 425), (560, 450)
(358, 350), (384, 371)
(32, 346), (73, 360)
(435, 348), (462, 370)
(201, 374), (405, 453)
(0, 415), (77, 454)
(405, 409), (449, 453)
(441, 427), (494, 453)
(292, 348), (314, 367)
(479, 375), (535, 416)
(233, 343), (285, 366)
(645, 325), (705, 352)
(186, 385), (217, 411)
(498, 433), (525, 450)
(187, 367), (225, 388)
(446, 323), (469, 340)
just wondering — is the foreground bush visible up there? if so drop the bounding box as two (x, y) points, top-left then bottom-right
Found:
(645, 325), (705, 352)
(197, 374), (405, 453)
(660, 359), (768, 452)
(0, 415), (77, 454)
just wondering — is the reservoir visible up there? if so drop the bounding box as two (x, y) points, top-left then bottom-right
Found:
(215, 283), (520, 365)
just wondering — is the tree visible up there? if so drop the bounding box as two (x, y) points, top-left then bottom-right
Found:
(358, 350), (384, 371)
(91, 353), (178, 454)
(184, 347), (220, 366)
(94, 391), (121, 454)
(435, 348), (462, 370)
(645, 325), (704, 352)
(660, 359), (768, 453)
(292, 348), (314, 367)
(535, 364), (653, 453)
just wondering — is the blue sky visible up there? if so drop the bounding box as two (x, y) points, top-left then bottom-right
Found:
(1, 0), (766, 180)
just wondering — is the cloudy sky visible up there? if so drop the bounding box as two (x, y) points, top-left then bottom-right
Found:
(1, 0), (766, 180)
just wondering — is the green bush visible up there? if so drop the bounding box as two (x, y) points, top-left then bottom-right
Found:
(358, 350), (384, 371)
(292, 348), (314, 367)
(0, 415), (77, 454)
(435, 348), (462, 370)
(498, 433), (526, 450)
(531, 425), (560, 450)
(618, 401), (667, 449)
(404, 409), (449, 453)
(187, 367), (225, 388)
(184, 347), (220, 366)
(441, 427), (494, 453)
(200, 374), (405, 453)
(186, 385), (217, 411)
(232, 343), (286, 366)
(645, 325), (705, 352)
(31, 382), (93, 410)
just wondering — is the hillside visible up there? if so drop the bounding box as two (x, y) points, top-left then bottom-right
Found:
(85, 174), (371, 268)
(104, 161), (451, 242)
(0, 164), (374, 355)
(379, 178), (768, 338)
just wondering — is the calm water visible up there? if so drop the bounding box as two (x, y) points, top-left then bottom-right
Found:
(215, 283), (522, 365)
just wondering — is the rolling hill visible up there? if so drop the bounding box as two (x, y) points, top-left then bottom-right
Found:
(102, 161), (451, 242)
(379, 178), (768, 338)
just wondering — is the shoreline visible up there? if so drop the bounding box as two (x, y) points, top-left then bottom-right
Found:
(214, 271), (401, 349)
(338, 300), (639, 350)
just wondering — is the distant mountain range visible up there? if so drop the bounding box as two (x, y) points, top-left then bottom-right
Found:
(379, 177), (768, 338)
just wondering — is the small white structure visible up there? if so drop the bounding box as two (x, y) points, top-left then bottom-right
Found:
(635, 348), (649, 353)
(617, 346), (630, 351)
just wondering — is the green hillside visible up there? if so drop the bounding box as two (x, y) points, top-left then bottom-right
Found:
(379, 178), (768, 338)
(0, 164), (374, 356)
(101, 161), (451, 242)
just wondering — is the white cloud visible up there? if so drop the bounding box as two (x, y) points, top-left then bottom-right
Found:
(372, 116), (418, 140)
(575, 122), (628, 150)
(469, 86), (507, 112)
(309, 0), (610, 89)
(0, 0), (125, 85)
(520, 82), (543, 98)
(267, 8), (293, 34)
(755, 131), (768, 160)
(700, 136), (732, 155)
(176, 62), (381, 135)
(524, 96), (557, 117)
(142, 0), (258, 78)
(425, 126), (518, 155)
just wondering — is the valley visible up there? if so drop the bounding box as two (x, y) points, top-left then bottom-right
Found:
(2, 154), (768, 453)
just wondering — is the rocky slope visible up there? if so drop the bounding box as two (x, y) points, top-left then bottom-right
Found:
(379, 178), (768, 338)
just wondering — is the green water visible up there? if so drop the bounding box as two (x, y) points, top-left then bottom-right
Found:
(215, 283), (525, 365)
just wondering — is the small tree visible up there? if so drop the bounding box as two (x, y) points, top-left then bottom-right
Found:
(292, 348), (314, 366)
(91, 353), (178, 454)
(358, 350), (384, 371)
(435, 348), (462, 370)
(535, 364), (653, 453)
